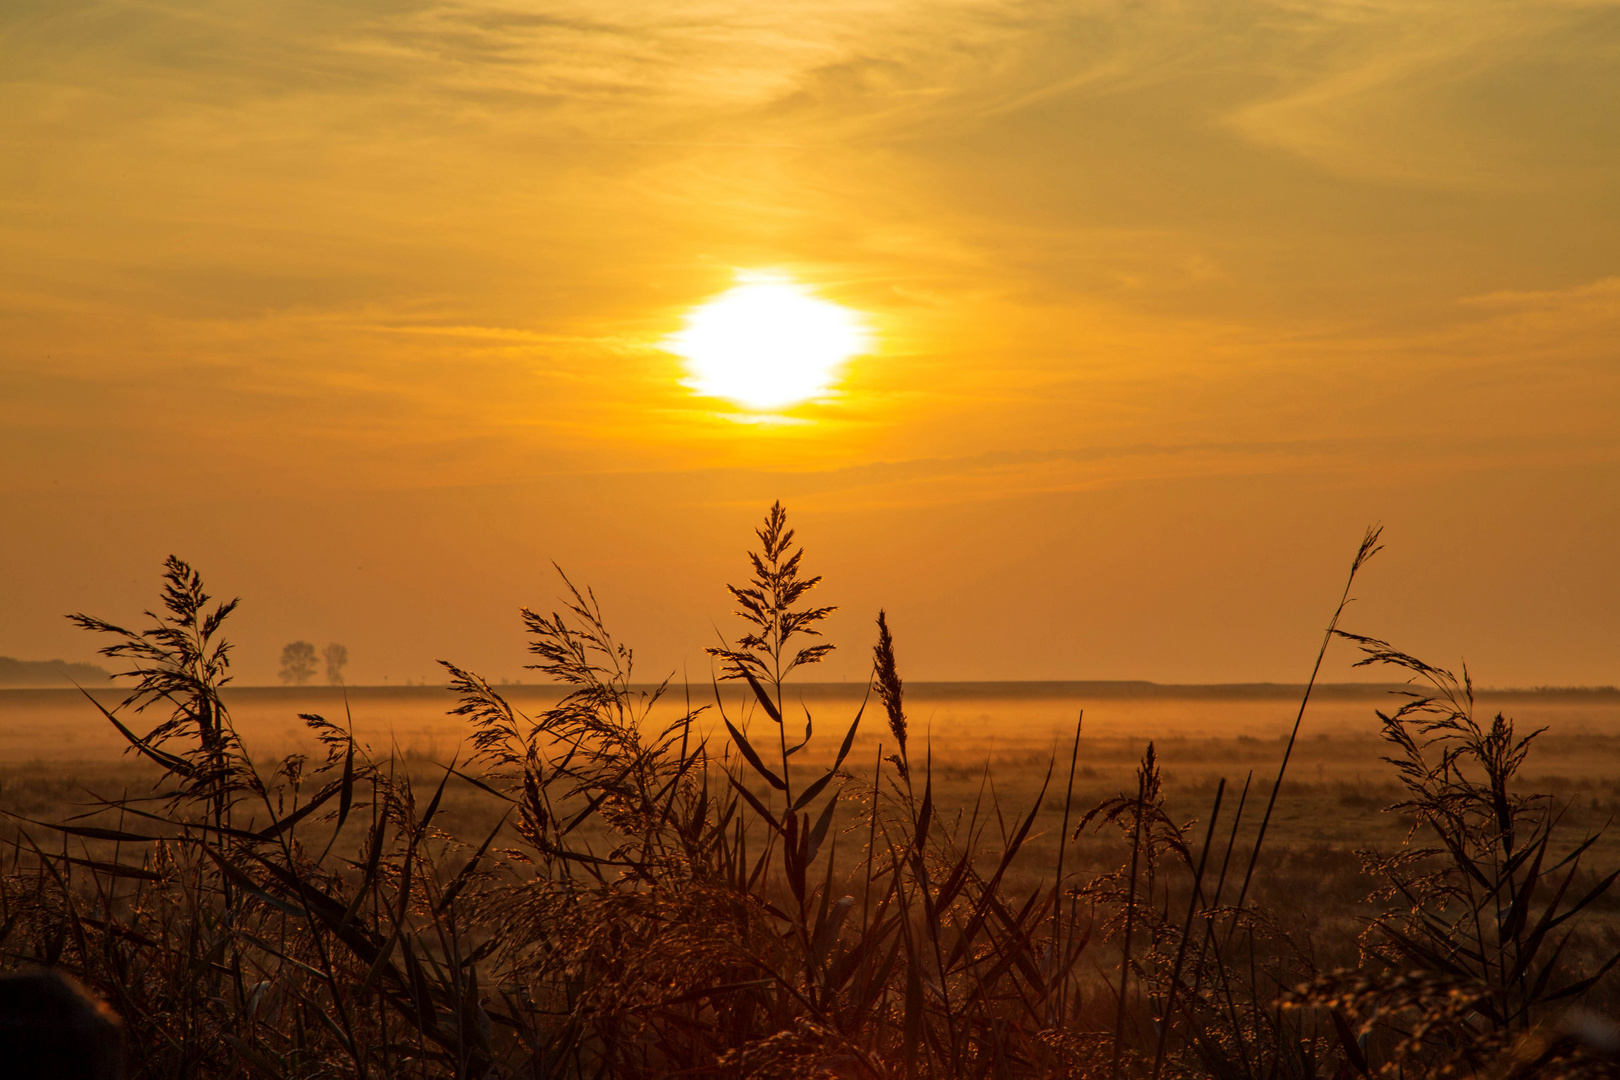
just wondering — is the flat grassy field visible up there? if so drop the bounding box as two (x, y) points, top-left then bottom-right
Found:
(7, 677), (1620, 1076)
(8, 681), (1619, 903)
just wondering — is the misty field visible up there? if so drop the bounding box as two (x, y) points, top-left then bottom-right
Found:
(9, 683), (1620, 907)
(3, 508), (1620, 1079)
(8, 682), (1620, 879)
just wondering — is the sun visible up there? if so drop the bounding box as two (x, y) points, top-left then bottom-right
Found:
(662, 272), (872, 411)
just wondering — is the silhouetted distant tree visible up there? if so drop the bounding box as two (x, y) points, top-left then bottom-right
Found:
(279, 641), (317, 686)
(323, 642), (348, 686)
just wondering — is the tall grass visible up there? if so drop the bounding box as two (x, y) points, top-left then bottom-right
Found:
(1, 506), (1616, 1078)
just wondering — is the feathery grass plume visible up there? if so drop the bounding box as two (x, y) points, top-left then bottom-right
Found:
(1150, 776), (1225, 1080)
(707, 502), (842, 808)
(1078, 743), (1196, 1078)
(65, 556), (247, 831)
(16, 558), (511, 1078)
(1078, 742), (1191, 867)
(10, 520), (1620, 1080)
(1230, 525), (1383, 920)
(4, 534), (1086, 1079)
(1330, 633), (1620, 1052)
(1114, 742), (1157, 1080)
(1131, 526), (1388, 1080)
(446, 565), (707, 863)
(707, 501), (836, 701)
(873, 609), (908, 778)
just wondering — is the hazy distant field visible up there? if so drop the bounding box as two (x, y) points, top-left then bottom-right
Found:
(12, 680), (1620, 751)
(8, 679), (1620, 1074)
(8, 682), (1620, 868)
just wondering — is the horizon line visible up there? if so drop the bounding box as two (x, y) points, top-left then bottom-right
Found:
(7, 678), (1617, 697)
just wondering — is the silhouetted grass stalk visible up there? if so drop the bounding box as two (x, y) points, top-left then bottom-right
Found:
(1, 512), (1615, 1079)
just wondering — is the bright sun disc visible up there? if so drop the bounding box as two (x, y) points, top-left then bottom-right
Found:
(663, 273), (871, 411)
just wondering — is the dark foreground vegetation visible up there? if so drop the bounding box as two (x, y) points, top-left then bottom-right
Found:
(3, 506), (1618, 1079)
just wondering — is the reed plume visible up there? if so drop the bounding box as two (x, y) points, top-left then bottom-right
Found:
(0, 514), (1612, 1080)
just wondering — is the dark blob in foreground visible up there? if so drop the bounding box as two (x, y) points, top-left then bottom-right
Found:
(0, 970), (125, 1080)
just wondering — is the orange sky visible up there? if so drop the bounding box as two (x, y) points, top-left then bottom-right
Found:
(3, 0), (1618, 686)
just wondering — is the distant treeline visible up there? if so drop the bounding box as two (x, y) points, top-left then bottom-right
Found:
(0, 656), (112, 686)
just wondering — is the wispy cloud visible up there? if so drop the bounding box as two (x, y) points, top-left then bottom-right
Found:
(3, 0), (1619, 681)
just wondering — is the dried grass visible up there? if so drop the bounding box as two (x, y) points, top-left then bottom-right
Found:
(0, 510), (1614, 1078)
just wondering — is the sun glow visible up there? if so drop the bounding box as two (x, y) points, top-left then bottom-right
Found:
(663, 272), (872, 411)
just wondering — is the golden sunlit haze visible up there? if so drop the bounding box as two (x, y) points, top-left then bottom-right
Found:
(1, 1), (1618, 687)
(663, 273), (871, 411)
